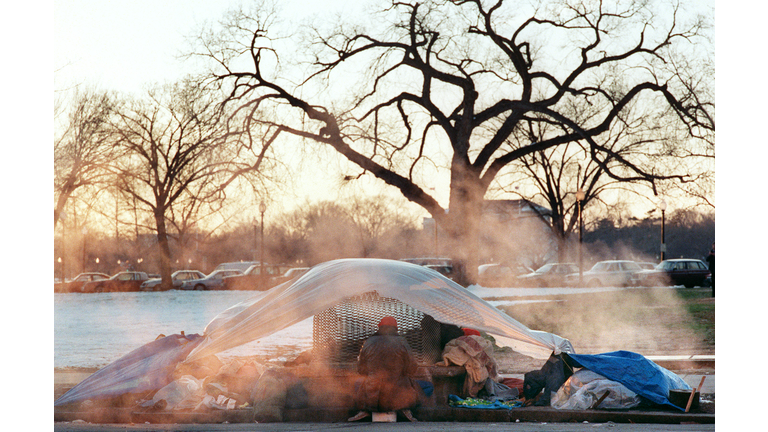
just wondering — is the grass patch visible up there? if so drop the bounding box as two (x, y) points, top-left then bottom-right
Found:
(497, 288), (714, 355)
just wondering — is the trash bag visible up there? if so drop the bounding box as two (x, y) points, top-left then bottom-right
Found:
(139, 375), (206, 411)
(251, 368), (300, 422)
(551, 369), (641, 410)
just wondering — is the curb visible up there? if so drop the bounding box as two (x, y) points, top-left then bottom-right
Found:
(54, 406), (714, 425)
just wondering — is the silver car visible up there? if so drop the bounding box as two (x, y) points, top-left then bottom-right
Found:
(179, 269), (243, 291)
(566, 260), (642, 287)
(139, 270), (206, 291)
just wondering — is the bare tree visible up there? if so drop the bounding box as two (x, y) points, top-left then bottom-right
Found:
(500, 92), (685, 260)
(107, 79), (264, 288)
(54, 88), (116, 227)
(196, 0), (714, 285)
(346, 195), (420, 257)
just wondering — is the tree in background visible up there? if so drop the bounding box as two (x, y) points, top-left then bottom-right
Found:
(107, 80), (266, 288)
(264, 197), (421, 266)
(54, 88), (117, 227)
(196, 0), (714, 285)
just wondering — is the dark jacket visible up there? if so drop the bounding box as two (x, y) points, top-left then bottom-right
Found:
(355, 326), (421, 411)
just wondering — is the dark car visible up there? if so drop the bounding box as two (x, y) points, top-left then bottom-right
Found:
(518, 263), (579, 287)
(636, 259), (711, 288)
(81, 271), (150, 293)
(55, 272), (110, 293)
(425, 264), (456, 280)
(139, 270), (206, 291)
(401, 258), (456, 280)
(180, 269), (243, 291)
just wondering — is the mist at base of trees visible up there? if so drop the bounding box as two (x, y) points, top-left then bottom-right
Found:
(53, 198), (714, 279)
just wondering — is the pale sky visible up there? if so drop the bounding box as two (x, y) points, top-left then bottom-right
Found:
(51, 0), (736, 222)
(54, 0), (427, 217)
(54, 0), (363, 95)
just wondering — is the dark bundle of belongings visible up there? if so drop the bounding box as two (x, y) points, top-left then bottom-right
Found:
(523, 353), (574, 406)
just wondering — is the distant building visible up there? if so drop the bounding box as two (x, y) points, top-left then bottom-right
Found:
(478, 199), (557, 268)
(422, 199), (557, 268)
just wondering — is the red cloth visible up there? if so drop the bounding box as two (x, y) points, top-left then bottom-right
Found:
(462, 328), (481, 337)
(502, 377), (524, 394)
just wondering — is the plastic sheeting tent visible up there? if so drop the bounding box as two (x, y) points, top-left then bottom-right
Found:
(55, 333), (203, 407)
(185, 259), (573, 363)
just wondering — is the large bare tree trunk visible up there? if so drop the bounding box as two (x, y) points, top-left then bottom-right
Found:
(154, 209), (174, 290)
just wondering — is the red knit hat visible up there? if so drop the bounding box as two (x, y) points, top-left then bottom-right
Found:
(462, 328), (481, 337)
(378, 316), (398, 328)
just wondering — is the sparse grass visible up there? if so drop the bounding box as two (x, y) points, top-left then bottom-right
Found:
(496, 287), (714, 355)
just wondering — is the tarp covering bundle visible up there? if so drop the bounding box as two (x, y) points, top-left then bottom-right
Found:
(185, 259), (573, 363)
(55, 333), (203, 407)
(564, 351), (692, 411)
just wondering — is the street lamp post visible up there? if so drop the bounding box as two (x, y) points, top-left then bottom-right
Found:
(575, 189), (586, 287)
(81, 227), (88, 273)
(259, 200), (267, 289)
(659, 200), (667, 261)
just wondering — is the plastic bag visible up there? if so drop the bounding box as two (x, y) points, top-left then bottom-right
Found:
(551, 369), (641, 410)
(141, 375), (206, 411)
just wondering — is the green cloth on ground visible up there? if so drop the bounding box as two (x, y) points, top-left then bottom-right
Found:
(448, 394), (523, 409)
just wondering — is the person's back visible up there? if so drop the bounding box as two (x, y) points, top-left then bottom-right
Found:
(349, 317), (421, 422)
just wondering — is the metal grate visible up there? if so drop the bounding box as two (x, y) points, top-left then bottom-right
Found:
(313, 291), (442, 368)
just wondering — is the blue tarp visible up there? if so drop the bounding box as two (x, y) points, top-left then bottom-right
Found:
(55, 333), (203, 407)
(564, 351), (691, 411)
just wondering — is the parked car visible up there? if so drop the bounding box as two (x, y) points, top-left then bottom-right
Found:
(222, 264), (291, 290)
(81, 271), (150, 293)
(55, 272), (110, 293)
(477, 263), (531, 287)
(425, 264), (456, 280)
(271, 267), (311, 286)
(179, 269), (243, 291)
(401, 257), (456, 280)
(139, 270), (206, 291)
(636, 262), (658, 270)
(636, 259), (711, 288)
(517, 263), (579, 287)
(565, 260), (643, 287)
(214, 261), (259, 273)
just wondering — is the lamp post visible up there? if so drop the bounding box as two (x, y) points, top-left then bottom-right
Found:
(659, 199), (667, 261)
(81, 227), (88, 273)
(259, 200), (267, 288)
(575, 188), (586, 287)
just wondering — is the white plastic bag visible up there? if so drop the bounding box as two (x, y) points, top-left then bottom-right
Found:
(552, 369), (641, 410)
(145, 375), (205, 410)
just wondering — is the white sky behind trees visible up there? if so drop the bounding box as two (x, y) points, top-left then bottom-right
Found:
(54, 0), (420, 219)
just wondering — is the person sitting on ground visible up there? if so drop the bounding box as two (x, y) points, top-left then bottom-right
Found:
(348, 316), (422, 422)
(440, 328), (503, 397)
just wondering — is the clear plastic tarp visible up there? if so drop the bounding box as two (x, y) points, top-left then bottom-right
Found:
(185, 259), (573, 363)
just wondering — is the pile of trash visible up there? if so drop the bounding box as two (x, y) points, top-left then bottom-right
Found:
(55, 331), (696, 421)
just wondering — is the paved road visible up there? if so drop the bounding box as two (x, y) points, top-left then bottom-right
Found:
(54, 422), (715, 432)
